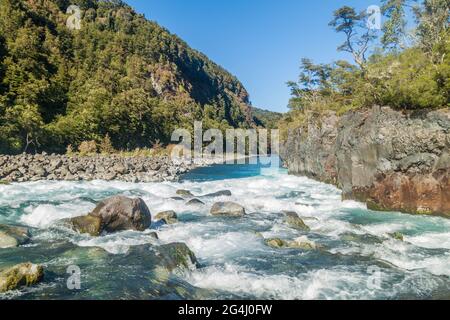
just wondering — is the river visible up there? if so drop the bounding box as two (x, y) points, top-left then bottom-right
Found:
(0, 160), (449, 299)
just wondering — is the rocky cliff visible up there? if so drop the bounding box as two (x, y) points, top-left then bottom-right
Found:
(281, 106), (450, 217)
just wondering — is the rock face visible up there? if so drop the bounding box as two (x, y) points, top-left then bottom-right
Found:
(0, 263), (44, 293)
(66, 196), (151, 236)
(210, 202), (246, 217)
(281, 106), (450, 217)
(0, 225), (30, 249)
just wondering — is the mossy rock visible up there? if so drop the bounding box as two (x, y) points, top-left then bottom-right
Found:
(0, 180), (10, 185)
(283, 211), (310, 231)
(0, 263), (44, 293)
(265, 238), (287, 248)
(64, 215), (102, 237)
(265, 237), (319, 250)
(0, 224), (31, 249)
(388, 232), (404, 242)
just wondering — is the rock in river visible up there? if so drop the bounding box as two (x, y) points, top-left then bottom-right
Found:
(186, 199), (205, 206)
(89, 195), (151, 233)
(176, 190), (194, 197)
(64, 195), (151, 236)
(265, 236), (319, 250)
(201, 190), (232, 198)
(282, 211), (310, 231)
(210, 202), (246, 217)
(0, 263), (44, 293)
(0, 224), (31, 249)
(154, 211), (178, 225)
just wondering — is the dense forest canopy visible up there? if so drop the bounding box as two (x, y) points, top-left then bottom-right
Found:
(280, 0), (449, 138)
(0, 0), (257, 154)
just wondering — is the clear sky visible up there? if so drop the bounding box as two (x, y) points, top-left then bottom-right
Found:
(125, 0), (383, 113)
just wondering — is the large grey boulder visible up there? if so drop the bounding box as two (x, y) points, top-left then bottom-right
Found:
(65, 196), (151, 236)
(89, 195), (152, 233)
(210, 202), (245, 217)
(0, 224), (31, 249)
(0, 263), (44, 293)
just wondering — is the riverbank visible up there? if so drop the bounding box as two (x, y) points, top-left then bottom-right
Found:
(281, 106), (450, 218)
(0, 153), (223, 183)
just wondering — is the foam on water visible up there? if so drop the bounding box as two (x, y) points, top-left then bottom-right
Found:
(0, 164), (449, 299)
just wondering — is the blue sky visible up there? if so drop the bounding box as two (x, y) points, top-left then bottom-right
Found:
(125, 0), (384, 112)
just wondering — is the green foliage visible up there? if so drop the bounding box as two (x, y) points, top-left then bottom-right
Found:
(0, 0), (255, 154)
(252, 107), (282, 129)
(281, 1), (449, 135)
(381, 0), (409, 50)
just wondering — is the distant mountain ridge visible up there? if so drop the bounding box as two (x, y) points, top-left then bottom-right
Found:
(0, 0), (258, 154)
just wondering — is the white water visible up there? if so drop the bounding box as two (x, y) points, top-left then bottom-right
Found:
(1, 167), (449, 299)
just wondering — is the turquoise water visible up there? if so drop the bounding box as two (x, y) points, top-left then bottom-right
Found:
(0, 160), (449, 300)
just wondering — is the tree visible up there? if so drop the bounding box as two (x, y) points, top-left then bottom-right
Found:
(329, 6), (378, 72)
(381, 0), (409, 50)
(414, 0), (450, 61)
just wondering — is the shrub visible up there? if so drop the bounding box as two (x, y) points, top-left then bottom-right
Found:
(78, 140), (98, 156)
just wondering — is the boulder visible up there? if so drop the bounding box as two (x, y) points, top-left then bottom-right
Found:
(176, 189), (194, 197)
(154, 211), (178, 225)
(65, 215), (102, 237)
(201, 190), (232, 198)
(89, 195), (151, 233)
(186, 198), (205, 206)
(210, 202), (245, 217)
(0, 224), (31, 249)
(282, 211), (310, 231)
(0, 263), (44, 293)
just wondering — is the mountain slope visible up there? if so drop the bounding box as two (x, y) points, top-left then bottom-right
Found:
(0, 0), (255, 154)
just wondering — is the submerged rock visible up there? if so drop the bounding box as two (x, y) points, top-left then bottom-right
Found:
(282, 211), (310, 231)
(0, 180), (10, 185)
(176, 190), (194, 197)
(210, 202), (246, 217)
(123, 243), (198, 272)
(340, 232), (383, 244)
(201, 190), (232, 198)
(154, 211), (178, 225)
(90, 195), (151, 233)
(265, 236), (319, 250)
(388, 232), (404, 242)
(0, 224), (30, 249)
(186, 198), (205, 206)
(0, 263), (44, 293)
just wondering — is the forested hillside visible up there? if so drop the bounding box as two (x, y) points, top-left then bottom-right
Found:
(0, 0), (256, 154)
